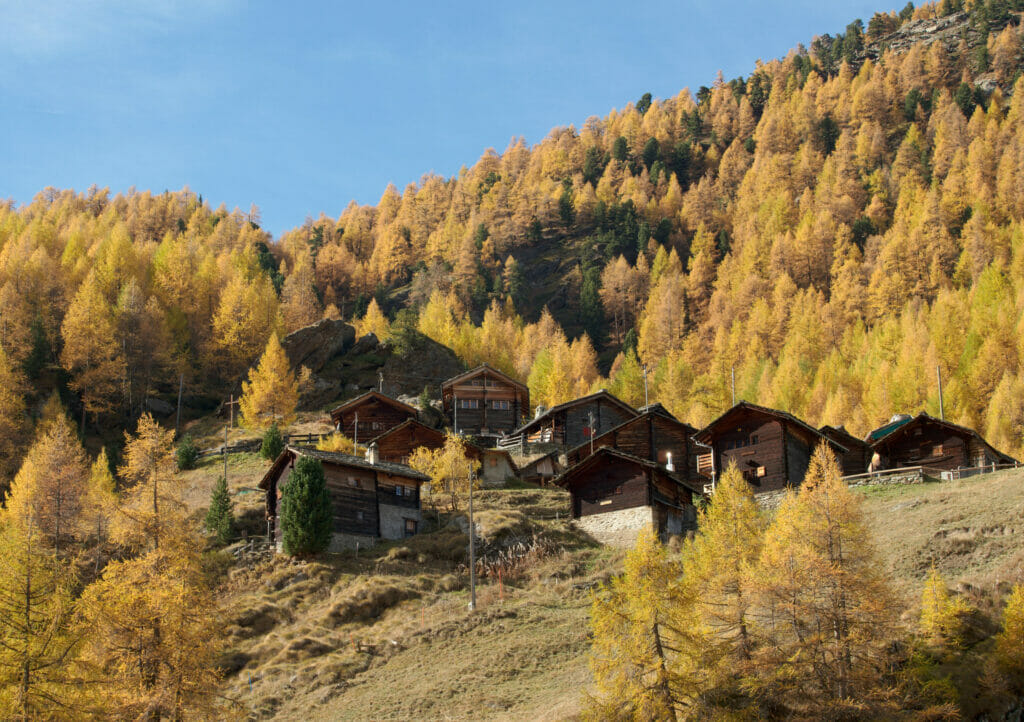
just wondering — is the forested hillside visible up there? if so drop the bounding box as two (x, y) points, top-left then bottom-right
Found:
(2, 0), (1024, 484)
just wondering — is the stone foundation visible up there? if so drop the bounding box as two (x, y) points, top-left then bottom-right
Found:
(327, 532), (377, 552)
(379, 504), (421, 540)
(576, 506), (655, 547)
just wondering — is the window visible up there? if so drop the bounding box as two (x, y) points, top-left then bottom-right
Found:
(492, 399), (510, 410)
(489, 457), (498, 467)
(348, 477), (359, 487)
(459, 399), (479, 409)
(471, 379), (483, 386)
(356, 511), (364, 521)
(395, 485), (403, 496)
(372, 421), (384, 431)
(750, 434), (758, 445)
(404, 518), (417, 537)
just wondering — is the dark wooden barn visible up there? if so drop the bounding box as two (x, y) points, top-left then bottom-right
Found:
(369, 419), (447, 465)
(819, 424), (872, 476)
(555, 447), (701, 545)
(329, 391), (418, 444)
(441, 364), (529, 438)
(866, 413), (1017, 472)
(259, 445), (430, 551)
(565, 403), (700, 479)
(512, 390), (637, 450)
(693, 401), (847, 493)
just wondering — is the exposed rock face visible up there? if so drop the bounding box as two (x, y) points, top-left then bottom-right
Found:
(281, 320), (465, 412)
(281, 319), (357, 375)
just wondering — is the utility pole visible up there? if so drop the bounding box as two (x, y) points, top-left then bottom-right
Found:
(223, 418), (229, 484)
(353, 412), (359, 454)
(642, 365), (649, 407)
(731, 366), (736, 406)
(175, 373), (184, 439)
(467, 463), (477, 612)
(936, 365), (945, 421)
(378, 370), (384, 393)
(588, 410), (595, 457)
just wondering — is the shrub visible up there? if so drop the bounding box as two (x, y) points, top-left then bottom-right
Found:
(205, 476), (235, 546)
(279, 456), (332, 556)
(176, 434), (198, 471)
(261, 422), (284, 460)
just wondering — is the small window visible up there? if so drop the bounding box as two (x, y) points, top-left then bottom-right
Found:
(404, 485), (414, 497)
(489, 457), (498, 467)
(356, 511), (364, 521)
(471, 379), (483, 386)
(348, 477), (358, 487)
(459, 399), (479, 409)
(395, 485), (403, 496)
(372, 421), (384, 431)
(750, 434), (758, 445)
(492, 399), (510, 410)
(404, 518), (417, 537)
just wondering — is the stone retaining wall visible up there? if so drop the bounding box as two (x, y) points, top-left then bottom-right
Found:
(575, 506), (655, 548)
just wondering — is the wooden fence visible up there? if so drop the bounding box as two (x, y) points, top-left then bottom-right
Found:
(198, 432), (322, 458)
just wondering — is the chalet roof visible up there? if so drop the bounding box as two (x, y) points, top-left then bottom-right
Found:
(554, 446), (704, 497)
(564, 407), (698, 461)
(865, 415), (913, 442)
(868, 413), (1017, 463)
(820, 424), (870, 449)
(518, 450), (560, 474)
(694, 401), (847, 453)
(440, 363), (527, 392)
(328, 390), (418, 422)
(258, 445), (430, 490)
(514, 389), (637, 435)
(368, 418), (445, 444)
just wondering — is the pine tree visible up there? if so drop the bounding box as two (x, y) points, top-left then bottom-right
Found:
(260, 422), (285, 460)
(279, 456), (333, 556)
(239, 334), (299, 431)
(918, 565), (970, 651)
(83, 449), (117, 576)
(175, 433), (198, 471)
(204, 476), (234, 546)
(357, 298), (391, 340)
(993, 584), (1024, 688)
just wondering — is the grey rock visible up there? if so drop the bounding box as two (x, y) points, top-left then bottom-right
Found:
(144, 397), (175, 416)
(281, 319), (356, 375)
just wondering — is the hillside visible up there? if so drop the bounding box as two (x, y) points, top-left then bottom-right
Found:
(183, 452), (1024, 720)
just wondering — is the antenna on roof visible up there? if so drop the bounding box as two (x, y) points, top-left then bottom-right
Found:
(731, 366), (736, 406)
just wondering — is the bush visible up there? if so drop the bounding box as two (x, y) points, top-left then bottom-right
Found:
(176, 434), (198, 471)
(279, 456), (332, 556)
(261, 422), (284, 460)
(205, 476), (235, 546)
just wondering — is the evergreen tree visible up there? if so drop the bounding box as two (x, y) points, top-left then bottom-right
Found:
(260, 422), (285, 460)
(175, 433), (198, 471)
(204, 476), (234, 546)
(279, 456), (332, 556)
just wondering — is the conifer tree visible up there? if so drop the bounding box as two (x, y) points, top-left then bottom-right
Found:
(918, 565), (970, 651)
(357, 298), (391, 340)
(261, 422), (285, 460)
(993, 584), (1024, 688)
(83, 449), (117, 575)
(175, 433), (198, 471)
(114, 413), (184, 551)
(585, 528), (695, 720)
(239, 334), (299, 431)
(0, 344), (27, 486)
(204, 476), (234, 546)
(279, 456), (332, 556)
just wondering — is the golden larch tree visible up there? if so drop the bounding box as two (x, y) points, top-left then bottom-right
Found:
(239, 334), (300, 431)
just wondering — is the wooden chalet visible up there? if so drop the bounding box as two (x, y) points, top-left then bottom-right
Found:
(511, 390), (637, 450)
(819, 425), (872, 476)
(441, 364), (529, 438)
(518, 451), (563, 485)
(259, 445), (430, 551)
(555, 447), (701, 545)
(866, 413), (1016, 472)
(367, 419), (518, 486)
(693, 401), (847, 493)
(329, 391), (418, 443)
(565, 403), (700, 480)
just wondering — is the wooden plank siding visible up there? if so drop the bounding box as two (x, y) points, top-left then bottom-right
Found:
(820, 425), (872, 476)
(323, 464), (379, 536)
(442, 365), (529, 436)
(571, 458), (651, 518)
(518, 391), (637, 450)
(372, 420), (447, 465)
(331, 393), (418, 441)
(566, 411), (699, 477)
(867, 413), (1017, 473)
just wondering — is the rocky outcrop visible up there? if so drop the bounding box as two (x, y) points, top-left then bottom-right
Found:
(282, 320), (465, 411)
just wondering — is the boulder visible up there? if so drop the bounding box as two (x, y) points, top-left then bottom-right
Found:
(144, 397), (176, 416)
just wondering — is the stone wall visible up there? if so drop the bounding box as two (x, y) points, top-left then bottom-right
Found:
(575, 506), (655, 548)
(327, 532), (377, 552)
(754, 467), (928, 510)
(379, 503), (422, 540)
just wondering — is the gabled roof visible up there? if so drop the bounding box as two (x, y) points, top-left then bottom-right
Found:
(514, 390), (637, 435)
(820, 424), (870, 449)
(441, 363), (527, 392)
(554, 446), (703, 496)
(368, 418), (445, 445)
(564, 407), (698, 461)
(329, 390), (418, 422)
(694, 401), (847, 453)
(258, 445), (429, 490)
(865, 415), (913, 442)
(868, 412), (1017, 463)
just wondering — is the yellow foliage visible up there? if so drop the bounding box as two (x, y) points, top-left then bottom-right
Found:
(316, 432), (355, 454)
(239, 334), (300, 430)
(407, 432), (480, 511)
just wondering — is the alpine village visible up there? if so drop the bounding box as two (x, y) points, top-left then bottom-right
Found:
(3, 1), (1024, 719)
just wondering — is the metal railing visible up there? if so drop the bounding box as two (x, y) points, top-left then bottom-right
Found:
(940, 462), (1020, 481)
(841, 465), (926, 484)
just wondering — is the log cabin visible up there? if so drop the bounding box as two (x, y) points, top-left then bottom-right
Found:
(511, 390), (637, 451)
(259, 444), (430, 551)
(367, 419), (519, 487)
(866, 413), (1016, 472)
(819, 425), (872, 476)
(555, 447), (701, 546)
(693, 401), (847, 493)
(441, 364), (529, 438)
(565, 403), (700, 480)
(329, 391), (418, 443)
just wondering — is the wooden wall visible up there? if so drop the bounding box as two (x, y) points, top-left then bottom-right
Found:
(445, 373), (527, 435)
(571, 458), (650, 517)
(877, 424), (972, 471)
(322, 464), (379, 536)
(376, 472), (421, 509)
(713, 418), (790, 492)
(337, 399), (415, 441)
(555, 399), (636, 449)
(567, 414), (697, 476)
(376, 423), (445, 464)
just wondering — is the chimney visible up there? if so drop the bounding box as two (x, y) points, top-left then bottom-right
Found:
(365, 442), (379, 465)
(665, 452), (675, 472)
(534, 404), (547, 419)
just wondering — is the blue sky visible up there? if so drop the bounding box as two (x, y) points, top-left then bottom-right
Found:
(1, 0), (886, 237)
